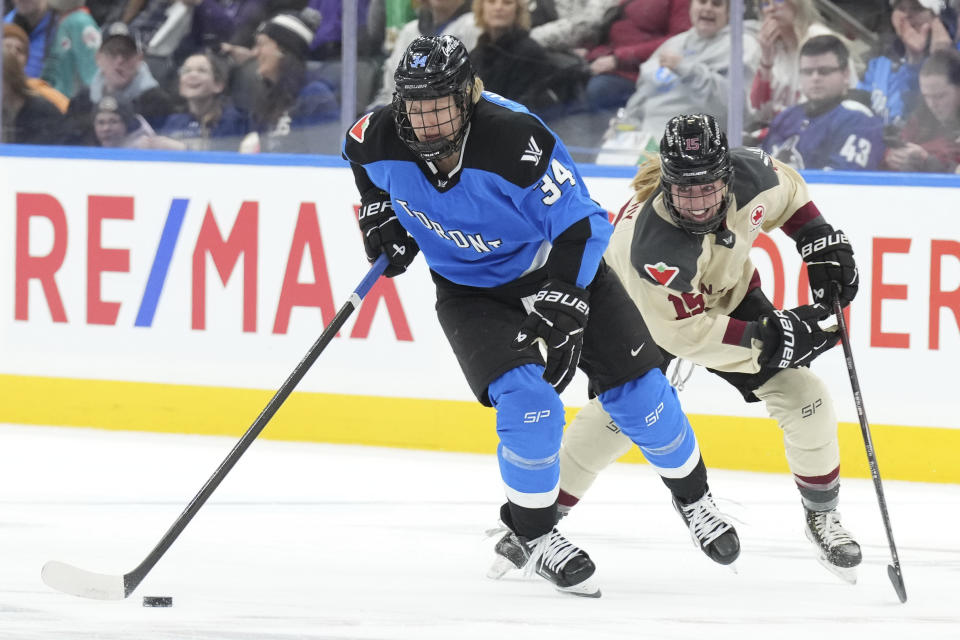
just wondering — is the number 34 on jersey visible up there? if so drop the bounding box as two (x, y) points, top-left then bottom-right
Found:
(539, 159), (576, 205)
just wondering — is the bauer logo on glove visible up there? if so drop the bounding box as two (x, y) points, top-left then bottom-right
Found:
(796, 224), (858, 308)
(533, 289), (590, 316)
(512, 280), (591, 394)
(758, 304), (839, 370)
(798, 230), (850, 259)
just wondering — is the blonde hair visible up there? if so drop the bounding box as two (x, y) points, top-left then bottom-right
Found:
(754, 0), (823, 44)
(471, 75), (485, 103)
(629, 154), (663, 203)
(473, 0), (531, 31)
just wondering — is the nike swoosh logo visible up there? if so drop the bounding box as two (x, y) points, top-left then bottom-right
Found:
(631, 344), (645, 357)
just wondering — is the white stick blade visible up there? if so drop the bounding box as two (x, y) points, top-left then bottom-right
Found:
(41, 561), (127, 600)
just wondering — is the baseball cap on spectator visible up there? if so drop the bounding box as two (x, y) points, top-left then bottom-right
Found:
(3, 23), (29, 51)
(890, 0), (945, 14)
(257, 8), (322, 60)
(100, 22), (142, 55)
(95, 95), (140, 131)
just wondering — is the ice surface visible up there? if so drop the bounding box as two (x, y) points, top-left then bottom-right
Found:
(1, 423), (957, 640)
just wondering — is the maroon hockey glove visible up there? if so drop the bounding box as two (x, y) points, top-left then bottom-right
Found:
(358, 189), (419, 277)
(797, 225), (858, 308)
(511, 280), (590, 394)
(758, 304), (839, 369)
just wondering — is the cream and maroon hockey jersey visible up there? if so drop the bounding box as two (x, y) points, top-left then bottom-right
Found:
(605, 148), (824, 374)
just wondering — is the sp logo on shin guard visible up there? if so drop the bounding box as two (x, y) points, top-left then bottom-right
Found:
(801, 398), (823, 418)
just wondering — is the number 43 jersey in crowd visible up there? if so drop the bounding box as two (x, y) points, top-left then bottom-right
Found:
(342, 92), (612, 289)
(762, 98), (885, 171)
(606, 149), (825, 375)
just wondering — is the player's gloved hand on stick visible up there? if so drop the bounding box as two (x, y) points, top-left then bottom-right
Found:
(797, 224), (858, 307)
(358, 191), (419, 277)
(512, 280), (590, 394)
(757, 304), (839, 369)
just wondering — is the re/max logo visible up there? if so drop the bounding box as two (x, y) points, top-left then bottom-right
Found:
(14, 193), (412, 338)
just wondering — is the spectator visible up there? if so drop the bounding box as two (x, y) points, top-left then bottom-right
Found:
(93, 94), (155, 147)
(63, 21), (174, 144)
(468, 0), (553, 106)
(3, 21), (68, 111)
(749, 0), (859, 129)
(604, 0), (759, 146)
(858, 0), (954, 126)
(763, 35), (884, 171)
(239, 8), (341, 153)
(2, 52), (63, 143)
(85, 0), (124, 26)
(528, 0), (615, 51)
(307, 0), (384, 59)
(41, 0), (100, 99)
(367, 0), (479, 108)
(582, 0), (691, 114)
(146, 52), (250, 150)
(4, 0), (57, 78)
(122, 0), (272, 89)
(526, 0), (558, 27)
(885, 48), (960, 172)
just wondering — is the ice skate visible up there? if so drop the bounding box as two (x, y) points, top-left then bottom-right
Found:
(804, 509), (861, 584)
(486, 508), (570, 579)
(521, 528), (601, 598)
(485, 527), (526, 579)
(672, 491), (741, 567)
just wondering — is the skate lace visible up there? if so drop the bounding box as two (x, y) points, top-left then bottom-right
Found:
(681, 494), (733, 547)
(669, 358), (696, 392)
(811, 511), (855, 546)
(524, 529), (580, 577)
(484, 524), (509, 540)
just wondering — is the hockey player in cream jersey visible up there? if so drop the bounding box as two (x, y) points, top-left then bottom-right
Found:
(558, 113), (863, 581)
(491, 113), (862, 583)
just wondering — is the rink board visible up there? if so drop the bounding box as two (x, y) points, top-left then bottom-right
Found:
(1, 148), (959, 483)
(3, 373), (960, 484)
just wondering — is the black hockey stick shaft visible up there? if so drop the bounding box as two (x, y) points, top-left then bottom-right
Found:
(832, 294), (907, 603)
(119, 255), (389, 596)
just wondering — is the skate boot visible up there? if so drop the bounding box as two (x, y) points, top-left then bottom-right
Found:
(804, 508), (862, 584)
(486, 509), (569, 579)
(486, 529), (527, 579)
(520, 527), (601, 598)
(672, 491), (741, 566)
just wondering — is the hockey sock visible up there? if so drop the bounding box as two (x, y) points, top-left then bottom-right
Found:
(660, 456), (708, 504)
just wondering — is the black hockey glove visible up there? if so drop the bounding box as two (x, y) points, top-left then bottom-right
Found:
(797, 224), (858, 307)
(758, 304), (839, 370)
(511, 280), (590, 394)
(358, 190), (419, 277)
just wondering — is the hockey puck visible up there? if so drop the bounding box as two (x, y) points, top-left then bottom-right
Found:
(142, 596), (173, 608)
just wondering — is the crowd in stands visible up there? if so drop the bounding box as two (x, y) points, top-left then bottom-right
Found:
(2, 0), (958, 173)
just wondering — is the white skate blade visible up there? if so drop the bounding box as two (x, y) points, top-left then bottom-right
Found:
(486, 555), (521, 580)
(555, 578), (601, 598)
(814, 554), (858, 585)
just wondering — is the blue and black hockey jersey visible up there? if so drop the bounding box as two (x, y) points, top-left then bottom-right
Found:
(342, 92), (612, 289)
(762, 98), (885, 171)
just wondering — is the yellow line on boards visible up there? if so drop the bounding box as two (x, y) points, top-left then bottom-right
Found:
(2, 374), (957, 484)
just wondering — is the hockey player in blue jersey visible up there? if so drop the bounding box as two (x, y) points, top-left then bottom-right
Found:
(343, 35), (740, 597)
(763, 35), (885, 171)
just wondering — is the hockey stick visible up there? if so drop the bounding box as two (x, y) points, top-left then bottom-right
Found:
(41, 254), (390, 600)
(832, 293), (907, 603)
